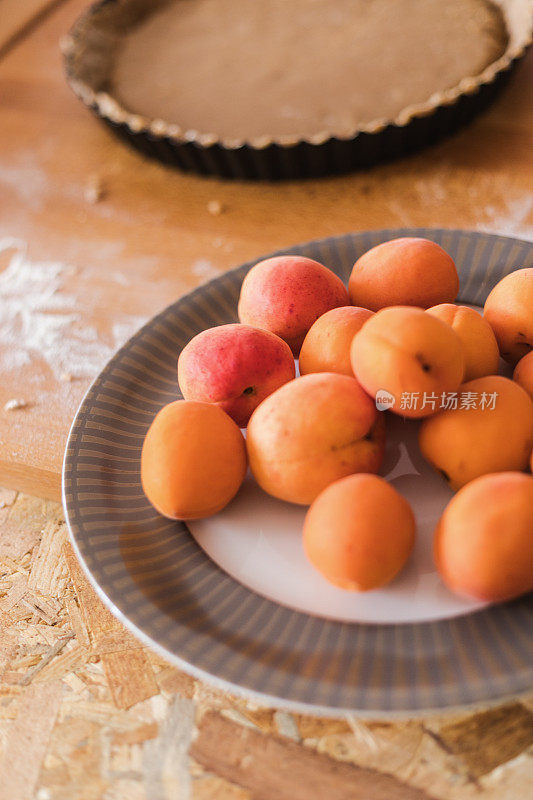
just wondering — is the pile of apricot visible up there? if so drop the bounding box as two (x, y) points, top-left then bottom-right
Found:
(141, 238), (533, 604)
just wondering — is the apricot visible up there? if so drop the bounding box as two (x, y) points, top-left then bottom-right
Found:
(435, 472), (533, 602)
(419, 375), (533, 491)
(177, 323), (295, 427)
(351, 306), (464, 418)
(141, 400), (247, 520)
(238, 255), (349, 356)
(246, 373), (385, 505)
(303, 474), (415, 591)
(299, 306), (373, 377)
(348, 238), (459, 311)
(484, 268), (533, 364)
(426, 303), (500, 381)
(513, 350), (533, 401)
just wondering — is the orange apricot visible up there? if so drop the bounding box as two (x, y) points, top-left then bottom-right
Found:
(141, 400), (247, 519)
(426, 303), (500, 381)
(483, 268), (533, 364)
(246, 373), (385, 505)
(419, 375), (533, 490)
(435, 472), (533, 602)
(303, 474), (415, 591)
(348, 237), (459, 311)
(513, 350), (533, 401)
(299, 306), (373, 377)
(351, 306), (464, 418)
(238, 255), (349, 356)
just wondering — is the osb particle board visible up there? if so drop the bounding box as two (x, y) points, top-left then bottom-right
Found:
(0, 489), (532, 800)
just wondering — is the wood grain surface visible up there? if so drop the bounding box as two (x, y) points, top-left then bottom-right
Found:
(0, 0), (61, 54)
(0, 0), (532, 499)
(0, 491), (532, 800)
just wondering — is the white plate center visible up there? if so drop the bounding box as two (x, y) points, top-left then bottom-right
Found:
(188, 411), (488, 625)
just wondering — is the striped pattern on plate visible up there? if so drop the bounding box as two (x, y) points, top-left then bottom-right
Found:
(63, 228), (533, 715)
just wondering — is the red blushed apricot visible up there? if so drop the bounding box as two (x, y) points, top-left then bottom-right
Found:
(351, 306), (464, 418)
(484, 268), (533, 364)
(299, 306), (373, 376)
(513, 350), (533, 401)
(141, 400), (247, 520)
(349, 238), (459, 311)
(303, 474), (415, 591)
(247, 373), (385, 505)
(237, 256), (349, 356)
(419, 376), (533, 491)
(435, 472), (533, 602)
(177, 323), (295, 427)
(426, 304), (500, 381)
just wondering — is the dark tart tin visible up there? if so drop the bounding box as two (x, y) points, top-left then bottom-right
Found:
(63, 0), (532, 181)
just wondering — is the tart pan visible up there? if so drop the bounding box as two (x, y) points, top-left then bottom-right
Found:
(63, 0), (532, 181)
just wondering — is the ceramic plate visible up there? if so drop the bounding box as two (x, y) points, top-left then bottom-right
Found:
(63, 228), (533, 715)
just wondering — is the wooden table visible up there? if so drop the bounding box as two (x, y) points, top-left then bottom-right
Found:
(1, 0), (533, 500)
(0, 2), (532, 798)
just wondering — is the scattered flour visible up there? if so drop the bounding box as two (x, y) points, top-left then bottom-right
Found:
(410, 167), (533, 241)
(191, 258), (222, 280)
(481, 193), (533, 240)
(0, 239), (148, 382)
(0, 158), (48, 211)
